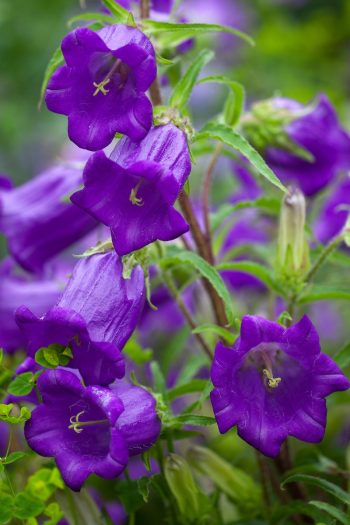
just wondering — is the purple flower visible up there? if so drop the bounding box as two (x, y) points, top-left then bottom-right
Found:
(16, 252), (145, 385)
(0, 258), (66, 353)
(0, 162), (96, 273)
(265, 95), (350, 196)
(314, 176), (350, 244)
(211, 315), (350, 457)
(71, 124), (191, 255)
(220, 212), (270, 291)
(25, 369), (160, 491)
(46, 25), (156, 150)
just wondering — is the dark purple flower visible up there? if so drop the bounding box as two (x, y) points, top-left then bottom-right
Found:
(314, 176), (350, 244)
(71, 124), (191, 255)
(0, 258), (66, 353)
(230, 160), (262, 203)
(46, 25), (156, 150)
(265, 95), (350, 196)
(211, 315), (350, 457)
(16, 252), (145, 385)
(0, 162), (96, 273)
(25, 369), (160, 491)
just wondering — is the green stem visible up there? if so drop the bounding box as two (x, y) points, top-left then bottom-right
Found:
(305, 233), (344, 284)
(162, 270), (213, 359)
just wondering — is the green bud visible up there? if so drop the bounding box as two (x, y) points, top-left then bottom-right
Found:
(187, 446), (262, 514)
(241, 99), (314, 161)
(164, 454), (201, 521)
(276, 187), (310, 286)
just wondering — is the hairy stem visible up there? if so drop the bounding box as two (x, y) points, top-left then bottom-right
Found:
(305, 232), (344, 284)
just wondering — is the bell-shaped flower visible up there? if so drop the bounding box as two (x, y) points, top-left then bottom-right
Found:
(0, 258), (67, 353)
(25, 369), (161, 491)
(264, 95), (350, 196)
(71, 124), (191, 255)
(0, 162), (96, 273)
(211, 315), (350, 457)
(46, 25), (156, 150)
(16, 252), (145, 385)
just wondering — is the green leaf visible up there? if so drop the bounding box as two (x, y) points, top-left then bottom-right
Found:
(0, 349), (3, 366)
(3, 451), (27, 465)
(142, 20), (255, 47)
(43, 502), (64, 525)
(67, 12), (116, 27)
(281, 474), (350, 506)
(161, 248), (234, 325)
(169, 49), (214, 112)
(309, 501), (350, 525)
(38, 46), (64, 109)
(192, 323), (236, 345)
(197, 76), (245, 126)
(123, 339), (153, 365)
(74, 238), (114, 258)
(168, 379), (209, 401)
(196, 123), (286, 192)
(169, 414), (216, 428)
(210, 196), (280, 231)
(0, 404), (31, 424)
(334, 342), (350, 369)
(35, 344), (72, 369)
(7, 372), (34, 397)
(0, 494), (13, 524)
(216, 261), (283, 294)
(150, 361), (167, 397)
(298, 285), (350, 304)
(271, 500), (332, 525)
(156, 54), (174, 66)
(13, 492), (45, 519)
(26, 468), (63, 502)
(100, 0), (129, 21)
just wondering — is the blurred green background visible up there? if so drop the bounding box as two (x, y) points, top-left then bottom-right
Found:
(0, 0), (349, 183)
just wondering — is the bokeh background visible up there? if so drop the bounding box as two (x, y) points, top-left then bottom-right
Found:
(1, 0), (350, 183)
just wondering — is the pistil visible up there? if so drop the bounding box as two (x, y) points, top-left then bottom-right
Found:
(260, 350), (282, 389)
(129, 180), (144, 206)
(93, 58), (122, 96)
(68, 411), (109, 434)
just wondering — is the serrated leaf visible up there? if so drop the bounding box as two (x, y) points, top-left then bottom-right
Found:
(67, 12), (116, 27)
(0, 494), (13, 523)
(281, 474), (350, 506)
(192, 323), (235, 345)
(168, 379), (209, 401)
(142, 20), (254, 47)
(38, 46), (64, 109)
(197, 76), (245, 126)
(161, 248), (234, 325)
(7, 372), (34, 397)
(169, 414), (216, 427)
(0, 404), (31, 424)
(100, 0), (129, 21)
(298, 285), (350, 303)
(196, 123), (286, 192)
(3, 451), (27, 465)
(309, 500), (350, 525)
(216, 261), (283, 294)
(169, 49), (214, 111)
(13, 492), (45, 519)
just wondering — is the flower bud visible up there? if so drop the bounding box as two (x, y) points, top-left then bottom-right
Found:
(276, 187), (310, 283)
(187, 446), (262, 514)
(164, 454), (201, 521)
(241, 98), (313, 161)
